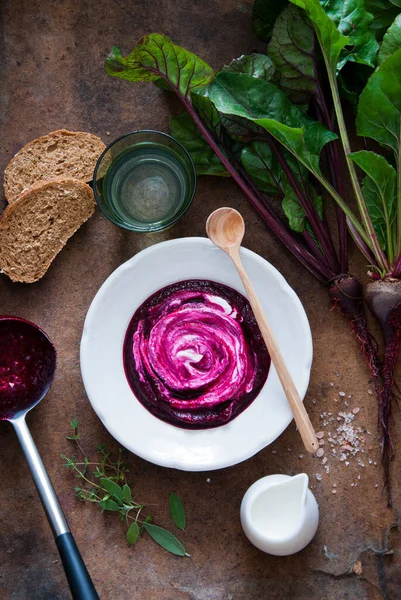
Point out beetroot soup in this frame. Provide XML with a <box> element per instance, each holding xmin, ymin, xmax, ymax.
<box><xmin>123</xmin><ymin>280</ymin><xmax>270</xmax><ymax>429</ymax></box>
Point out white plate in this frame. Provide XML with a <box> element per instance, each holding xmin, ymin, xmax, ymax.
<box><xmin>80</xmin><ymin>237</ymin><xmax>312</xmax><ymax>471</ymax></box>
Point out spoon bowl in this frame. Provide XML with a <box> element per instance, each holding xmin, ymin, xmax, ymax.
<box><xmin>206</xmin><ymin>207</ymin><xmax>245</xmax><ymax>251</ymax></box>
<box><xmin>0</xmin><ymin>315</ymin><xmax>98</xmax><ymax>599</ymax></box>
<box><xmin>0</xmin><ymin>316</ymin><xmax>56</xmax><ymax>420</ymax></box>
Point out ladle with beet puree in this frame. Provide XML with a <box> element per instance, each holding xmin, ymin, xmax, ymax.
<box><xmin>0</xmin><ymin>316</ymin><xmax>98</xmax><ymax>600</ymax></box>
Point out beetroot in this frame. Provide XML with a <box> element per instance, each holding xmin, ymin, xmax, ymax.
<box><xmin>365</xmin><ymin>279</ymin><xmax>401</xmax><ymax>505</ymax></box>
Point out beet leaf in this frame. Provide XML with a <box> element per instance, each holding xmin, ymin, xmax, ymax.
<box><xmin>267</xmin><ymin>4</ymin><xmax>316</xmax><ymax>107</ymax></box>
<box><xmin>377</xmin><ymin>13</ymin><xmax>401</xmax><ymax>64</ymax></box>
<box><xmin>291</xmin><ymin>0</ymin><xmax>389</xmax><ymax>271</ymax></box>
<box><xmin>170</xmin><ymin>112</ymin><xmax>229</xmax><ymax>177</ymax></box>
<box><xmin>366</xmin><ymin>0</ymin><xmax>401</xmax><ymax>40</ymax></box>
<box><xmin>316</xmin><ymin>0</ymin><xmax>379</xmax><ymax>69</ymax></box>
<box><xmin>252</xmin><ymin>0</ymin><xmax>288</xmax><ymax>42</ymax></box>
<box><xmin>349</xmin><ymin>151</ymin><xmax>397</xmax><ymax>258</ymax></box>
<box><xmin>221</xmin><ymin>53</ymin><xmax>276</xmax><ymax>80</ymax></box>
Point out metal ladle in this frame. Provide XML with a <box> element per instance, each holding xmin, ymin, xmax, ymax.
<box><xmin>0</xmin><ymin>316</ymin><xmax>99</xmax><ymax>599</ymax></box>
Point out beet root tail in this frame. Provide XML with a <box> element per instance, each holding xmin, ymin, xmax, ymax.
<box><xmin>365</xmin><ymin>279</ymin><xmax>401</xmax><ymax>506</ymax></box>
<box><xmin>329</xmin><ymin>275</ymin><xmax>382</xmax><ymax>394</ymax></box>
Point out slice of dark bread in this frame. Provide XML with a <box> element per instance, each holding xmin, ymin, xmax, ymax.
<box><xmin>4</xmin><ymin>130</ymin><xmax>106</xmax><ymax>202</ymax></box>
<box><xmin>0</xmin><ymin>179</ymin><xmax>96</xmax><ymax>283</ymax></box>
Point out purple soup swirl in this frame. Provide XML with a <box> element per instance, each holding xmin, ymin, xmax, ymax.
<box><xmin>123</xmin><ymin>280</ymin><xmax>270</xmax><ymax>429</ymax></box>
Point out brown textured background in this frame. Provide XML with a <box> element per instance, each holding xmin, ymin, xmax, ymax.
<box><xmin>0</xmin><ymin>1</ymin><xmax>400</xmax><ymax>599</ymax></box>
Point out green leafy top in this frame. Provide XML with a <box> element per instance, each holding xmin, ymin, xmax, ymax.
<box><xmin>356</xmin><ymin>47</ymin><xmax>401</xmax><ymax>154</ymax></box>
<box><xmin>319</xmin><ymin>0</ymin><xmax>379</xmax><ymax>69</ymax></box>
<box><xmin>221</xmin><ymin>54</ymin><xmax>276</xmax><ymax>81</ymax></box>
<box><xmin>208</xmin><ymin>71</ymin><xmax>337</xmax><ymax>175</ymax></box>
<box><xmin>378</xmin><ymin>14</ymin><xmax>401</xmax><ymax>64</ymax></box>
<box><xmin>366</xmin><ymin>0</ymin><xmax>401</xmax><ymax>40</ymax></box>
<box><xmin>350</xmin><ymin>150</ymin><xmax>397</xmax><ymax>255</ymax></box>
<box><xmin>267</xmin><ymin>4</ymin><xmax>317</xmax><ymax>107</ymax></box>
<box><xmin>106</xmin><ymin>34</ymin><xmax>214</xmax><ymax>101</ymax></box>
<box><xmin>252</xmin><ymin>0</ymin><xmax>288</xmax><ymax>41</ymax></box>
<box><xmin>291</xmin><ymin>0</ymin><xmax>349</xmax><ymax>73</ymax></box>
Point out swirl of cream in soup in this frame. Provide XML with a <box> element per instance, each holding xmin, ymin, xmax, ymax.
<box><xmin>123</xmin><ymin>280</ymin><xmax>270</xmax><ymax>429</ymax></box>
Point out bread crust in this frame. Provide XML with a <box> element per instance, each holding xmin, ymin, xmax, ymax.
<box><xmin>4</xmin><ymin>129</ymin><xmax>106</xmax><ymax>202</ymax></box>
<box><xmin>0</xmin><ymin>178</ymin><xmax>96</xmax><ymax>283</ymax></box>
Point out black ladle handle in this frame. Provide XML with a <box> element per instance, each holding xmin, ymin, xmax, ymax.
<box><xmin>12</xmin><ymin>415</ymin><xmax>99</xmax><ymax>599</ymax></box>
<box><xmin>56</xmin><ymin>533</ymin><xmax>99</xmax><ymax>599</ymax></box>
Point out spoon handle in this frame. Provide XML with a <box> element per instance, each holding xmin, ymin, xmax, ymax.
<box><xmin>12</xmin><ymin>416</ymin><xmax>99</xmax><ymax>599</ymax></box>
<box><xmin>230</xmin><ymin>250</ymin><xmax>319</xmax><ymax>454</ymax></box>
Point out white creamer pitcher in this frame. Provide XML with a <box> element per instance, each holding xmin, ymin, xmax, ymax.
<box><xmin>240</xmin><ymin>473</ymin><xmax>319</xmax><ymax>556</ymax></box>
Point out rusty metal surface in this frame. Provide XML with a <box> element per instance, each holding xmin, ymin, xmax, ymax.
<box><xmin>0</xmin><ymin>1</ymin><xmax>400</xmax><ymax>599</ymax></box>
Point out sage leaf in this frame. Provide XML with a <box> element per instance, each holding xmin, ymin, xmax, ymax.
<box><xmin>169</xmin><ymin>493</ymin><xmax>186</xmax><ymax>530</ymax></box>
<box><xmin>122</xmin><ymin>484</ymin><xmax>132</xmax><ymax>504</ymax></box>
<box><xmin>252</xmin><ymin>0</ymin><xmax>288</xmax><ymax>42</ymax></box>
<box><xmin>100</xmin><ymin>478</ymin><xmax>123</xmax><ymax>501</ymax></box>
<box><xmin>170</xmin><ymin>112</ymin><xmax>229</xmax><ymax>177</ymax></box>
<box><xmin>143</xmin><ymin>523</ymin><xmax>187</xmax><ymax>556</ymax></box>
<box><xmin>356</xmin><ymin>48</ymin><xmax>401</xmax><ymax>155</ymax></box>
<box><xmin>126</xmin><ymin>521</ymin><xmax>140</xmax><ymax>545</ymax></box>
<box><xmin>378</xmin><ymin>14</ymin><xmax>401</xmax><ymax>64</ymax></box>
<box><xmin>208</xmin><ymin>72</ymin><xmax>337</xmax><ymax>178</ymax></box>
<box><xmin>268</xmin><ymin>4</ymin><xmax>317</xmax><ymax>107</ymax></box>
<box><xmin>106</xmin><ymin>34</ymin><xmax>214</xmax><ymax>101</ymax></box>
<box><xmin>349</xmin><ymin>150</ymin><xmax>397</xmax><ymax>251</ymax></box>
<box><xmin>99</xmin><ymin>499</ymin><xmax>120</xmax><ymax>511</ymax></box>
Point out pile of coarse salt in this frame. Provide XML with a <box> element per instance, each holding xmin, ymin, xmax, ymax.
<box><xmin>312</xmin><ymin>385</ymin><xmax>378</xmax><ymax>485</ymax></box>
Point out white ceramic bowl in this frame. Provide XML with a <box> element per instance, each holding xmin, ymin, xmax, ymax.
<box><xmin>80</xmin><ymin>237</ymin><xmax>312</xmax><ymax>471</ymax></box>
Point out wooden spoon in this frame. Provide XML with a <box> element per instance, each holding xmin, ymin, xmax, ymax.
<box><xmin>206</xmin><ymin>207</ymin><xmax>319</xmax><ymax>454</ymax></box>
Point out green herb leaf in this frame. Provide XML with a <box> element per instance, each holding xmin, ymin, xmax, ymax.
<box><xmin>106</xmin><ymin>35</ymin><xmax>214</xmax><ymax>101</ymax></box>
<box><xmin>349</xmin><ymin>150</ymin><xmax>397</xmax><ymax>251</ymax></box>
<box><xmin>356</xmin><ymin>48</ymin><xmax>401</xmax><ymax>155</ymax></box>
<box><xmin>252</xmin><ymin>0</ymin><xmax>288</xmax><ymax>42</ymax></box>
<box><xmin>222</xmin><ymin>54</ymin><xmax>275</xmax><ymax>81</ymax></box>
<box><xmin>366</xmin><ymin>0</ymin><xmax>400</xmax><ymax>41</ymax></box>
<box><xmin>169</xmin><ymin>493</ymin><xmax>186</xmax><ymax>530</ymax></box>
<box><xmin>208</xmin><ymin>72</ymin><xmax>337</xmax><ymax>178</ymax></box>
<box><xmin>143</xmin><ymin>523</ymin><xmax>187</xmax><ymax>556</ymax></box>
<box><xmin>268</xmin><ymin>4</ymin><xmax>317</xmax><ymax>107</ymax></box>
<box><xmin>170</xmin><ymin>112</ymin><xmax>229</xmax><ymax>177</ymax></box>
<box><xmin>122</xmin><ymin>484</ymin><xmax>132</xmax><ymax>504</ymax></box>
<box><xmin>378</xmin><ymin>14</ymin><xmax>401</xmax><ymax>64</ymax></box>
<box><xmin>126</xmin><ymin>521</ymin><xmax>140</xmax><ymax>545</ymax></box>
<box><xmin>100</xmin><ymin>478</ymin><xmax>124</xmax><ymax>501</ymax></box>
<box><xmin>66</xmin><ymin>418</ymin><xmax>79</xmax><ymax>440</ymax></box>
<box><xmin>99</xmin><ymin>499</ymin><xmax>120</xmax><ymax>511</ymax></box>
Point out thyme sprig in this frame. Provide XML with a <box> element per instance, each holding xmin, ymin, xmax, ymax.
<box><xmin>62</xmin><ymin>420</ymin><xmax>189</xmax><ymax>557</ymax></box>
